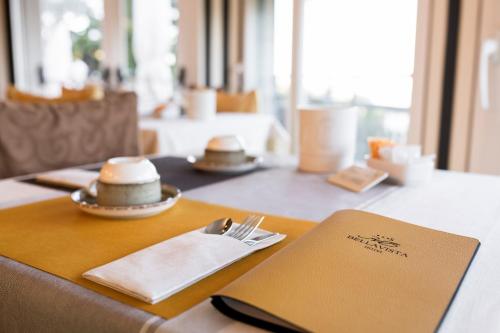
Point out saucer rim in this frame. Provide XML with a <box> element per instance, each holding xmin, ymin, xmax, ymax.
<box><xmin>187</xmin><ymin>155</ymin><xmax>262</xmax><ymax>173</ymax></box>
<box><xmin>70</xmin><ymin>184</ymin><xmax>181</xmax><ymax>211</ymax></box>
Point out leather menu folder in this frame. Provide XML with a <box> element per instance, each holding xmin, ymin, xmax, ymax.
<box><xmin>212</xmin><ymin>210</ymin><xmax>480</xmax><ymax>333</ymax></box>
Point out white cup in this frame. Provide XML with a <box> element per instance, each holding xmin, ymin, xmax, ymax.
<box><xmin>185</xmin><ymin>88</ymin><xmax>216</xmax><ymax>120</ymax></box>
<box><xmin>299</xmin><ymin>106</ymin><xmax>358</xmax><ymax>173</ymax></box>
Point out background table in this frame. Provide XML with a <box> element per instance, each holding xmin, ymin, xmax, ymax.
<box><xmin>21</xmin><ymin>156</ymin><xmax>266</xmax><ymax>193</ymax></box>
<box><xmin>1</xmin><ymin>161</ymin><xmax>500</xmax><ymax>333</ymax></box>
<box><xmin>139</xmin><ymin>113</ymin><xmax>290</xmax><ymax>156</ymax></box>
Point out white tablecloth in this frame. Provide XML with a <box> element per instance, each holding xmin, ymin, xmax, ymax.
<box><xmin>184</xmin><ymin>167</ymin><xmax>398</xmax><ymax>222</ymax></box>
<box><xmin>362</xmin><ymin>171</ymin><xmax>500</xmax><ymax>333</ymax></box>
<box><xmin>0</xmin><ymin>180</ymin><xmax>66</xmax><ymax>209</ymax></box>
<box><xmin>2</xmin><ymin>168</ymin><xmax>500</xmax><ymax>332</ymax></box>
<box><xmin>139</xmin><ymin>113</ymin><xmax>290</xmax><ymax>156</ymax></box>
<box><xmin>155</xmin><ymin>169</ymin><xmax>500</xmax><ymax>333</ymax></box>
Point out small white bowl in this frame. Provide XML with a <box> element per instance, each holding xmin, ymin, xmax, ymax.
<box><xmin>206</xmin><ymin>135</ymin><xmax>245</xmax><ymax>152</ymax></box>
<box><xmin>99</xmin><ymin>157</ymin><xmax>160</xmax><ymax>185</ymax></box>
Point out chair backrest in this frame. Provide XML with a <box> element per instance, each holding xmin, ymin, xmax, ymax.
<box><xmin>6</xmin><ymin>85</ymin><xmax>103</xmax><ymax>103</ymax></box>
<box><xmin>216</xmin><ymin>90</ymin><xmax>258</xmax><ymax>113</ymax></box>
<box><xmin>0</xmin><ymin>91</ymin><xmax>139</xmax><ymax>179</ymax></box>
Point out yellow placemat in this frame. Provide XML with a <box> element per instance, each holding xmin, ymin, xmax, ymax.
<box><xmin>0</xmin><ymin>197</ymin><xmax>315</xmax><ymax>318</ymax></box>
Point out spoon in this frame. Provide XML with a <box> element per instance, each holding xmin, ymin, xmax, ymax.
<box><xmin>205</xmin><ymin>217</ymin><xmax>233</xmax><ymax>235</ymax></box>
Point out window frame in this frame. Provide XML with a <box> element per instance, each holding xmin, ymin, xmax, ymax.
<box><xmin>0</xmin><ymin>0</ymin><xmax>11</xmax><ymax>96</ymax></box>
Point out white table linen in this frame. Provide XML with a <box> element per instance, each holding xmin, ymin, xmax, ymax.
<box><xmin>2</xmin><ymin>167</ymin><xmax>500</xmax><ymax>332</ymax></box>
<box><xmin>155</xmin><ymin>170</ymin><xmax>500</xmax><ymax>333</ymax></box>
<box><xmin>361</xmin><ymin>170</ymin><xmax>500</xmax><ymax>333</ymax></box>
<box><xmin>184</xmin><ymin>167</ymin><xmax>398</xmax><ymax>222</ymax></box>
<box><xmin>139</xmin><ymin>113</ymin><xmax>290</xmax><ymax>156</ymax></box>
<box><xmin>0</xmin><ymin>180</ymin><xmax>66</xmax><ymax>209</ymax></box>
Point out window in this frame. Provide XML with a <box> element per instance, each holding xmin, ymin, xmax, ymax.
<box><xmin>39</xmin><ymin>0</ymin><xmax>104</xmax><ymax>93</ymax></box>
<box><xmin>273</xmin><ymin>0</ymin><xmax>293</xmax><ymax>127</ymax></box>
<box><xmin>10</xmin><ymin>0</ymin><xmax>179</xmax><ymax>114</ymax></box>
<box><xmin>124</xmin><ymin>0</ymin><xmax>179</xmax><ymax>113</ymax></box>
<box><xmin>274</xmin><ymin>0</ymin><xmax>418</xmax><ymax>158</ymax></box>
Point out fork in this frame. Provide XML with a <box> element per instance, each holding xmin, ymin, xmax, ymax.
<box><xmin>244</xmin><ymin>233</ymin><xmax>280</xmax><ymax>246</ymax></box>
<box><xmin>227</xmin><ymin>215</ymin><xmax>264</xmax><ymax>241</ymax></box>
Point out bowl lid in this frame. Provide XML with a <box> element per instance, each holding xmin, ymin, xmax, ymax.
<box><xmin>99</xmin><ymin>157</ymin><xmax>160</xmax><ymax>184</ymax></box>
<box><xmin>206</xmin><ymin>135</ymin><xmax>245</xmax><ymax>152</ymax></box>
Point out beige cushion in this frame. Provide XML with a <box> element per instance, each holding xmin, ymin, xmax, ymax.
<box><xmin>139</xmin><ymin>129</ymin><xmax>159</xmax><ymax>156</ymax></box>
<box><xmin>216</xmin><ymin>90</ymin><xmax>258</xmax><ymax>113</ymax></box>
<box><xmin>6</xmin><ymin>85</ymin><xmax>103</xmax><ymax>104</ymax></box>
<box><xmin>61</xmin><ymin>85</ymin><xmax>104</xmax><ymax>101</ymax></box>
<box><xmin>0</xmin><ymin>91</ymin><xmax>139</xmax><ymax>179</ymax></box>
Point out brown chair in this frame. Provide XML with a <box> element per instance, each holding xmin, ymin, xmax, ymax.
<box><xmin>0</xmin><ymin>91</ymin><xmax>139</xmax><ymax>179</ymax></box>
<box><xmin>216</xmin><ymin>90</ymin><xmax>259</xmax><ymax>113</ymax></box>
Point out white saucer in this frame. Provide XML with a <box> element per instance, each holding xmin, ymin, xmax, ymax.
<box><xmin>70</xmin><ymin>184</ymin><xmax>181</xmax><ymax>219</ymax></box>
<box><xmin>187</xmin><ymin>155</ymin><xmax>262</xmax><ymax>174</ymax></box>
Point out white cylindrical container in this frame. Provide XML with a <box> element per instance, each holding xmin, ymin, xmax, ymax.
<box><xmin>299</xmin><ymin>106</ymin><xmax>358</xmax><ymax>173</ymax></box>
<box><xmin>185</xmin><ymin>88</ymin><xmax>216</xmax><ymax>120</ymax></box>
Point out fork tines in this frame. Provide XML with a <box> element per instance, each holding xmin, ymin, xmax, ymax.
<box><xmin>228</xmin><ymin>215</ymin><xmax>264</xmax><ymax>241</ymax></box>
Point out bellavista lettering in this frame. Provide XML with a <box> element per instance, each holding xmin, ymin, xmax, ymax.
<box><xmin>346</xmin><ymin>234</ymin><xmax>408</xmax><ymax>258</ymax></box>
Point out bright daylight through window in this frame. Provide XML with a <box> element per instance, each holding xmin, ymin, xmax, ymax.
<box><xmin>40</xmin><ymin>0</ymin><xmax>104</xmax><ymax>93</ymax></box>
<box><xmin>274</xmin><ymin>0</ymin><xmax>418</xmax><ymax>159</ymax></box>
<box><xmin>39</xmin><ymin>0</ymin><xmax>178</xmax><ymax>112</ymax></box>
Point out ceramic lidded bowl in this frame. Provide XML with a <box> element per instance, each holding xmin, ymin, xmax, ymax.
<box><xmin>96</xmin><ymin>157</ymin><xmax>161</xmax><ymax>207</ymax></box>
<box><xmin>204</xmin><ymin>135</ymin><xmax>246</xmax><ymax>165</ymax></box>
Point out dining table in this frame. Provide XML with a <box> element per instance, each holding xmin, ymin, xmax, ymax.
<box><xmin>139</xmin><ymin>113</ymin><xmax>291</xmax><ymax>156</ymax></box>
<box><xmin>1</xmin><ymin>155</ymin><xmax>500</xmax><ymax>333</ymax></box>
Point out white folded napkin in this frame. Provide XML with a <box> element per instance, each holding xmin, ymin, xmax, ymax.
<box><xmin>36</xmin><ymin>168</ymin><xmax>99</xmax><ymax>189</ymax></box>
<box><xmin>83</xmin><ymin>227</ymin><xmax>285</xmax><ymax>304</ymax></box>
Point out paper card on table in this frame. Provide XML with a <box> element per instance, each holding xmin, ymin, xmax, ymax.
<box><xmin>36</xmin><ymin>168</ymin><xmax>99</xmax><ymax>189</ymax></box>
<box><xmin>328</xmin><ymin>165</ymin><xmax>388</xmax><ymax>192</ymax></box>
